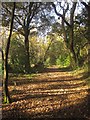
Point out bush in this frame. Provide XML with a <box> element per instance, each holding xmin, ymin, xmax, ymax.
<box><xmin>56</xmin><ymin>54</ymin><xmax>70</xmax><ymax>67</ymax></box>
<box><xmin>9</xmin><ymin>38</ymin><xmax>28</xmax><ymax>73</ymax></box>
<box><xmin>32</xmin><ymin>61</ymin><xmax>44</xmax><ymax>73</ymax></box>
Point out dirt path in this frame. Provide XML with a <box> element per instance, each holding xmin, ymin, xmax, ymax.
<box><xmin>2</xmin><ymin>67</ymin><xmax>90</xmax><ymax>119</ymax></box>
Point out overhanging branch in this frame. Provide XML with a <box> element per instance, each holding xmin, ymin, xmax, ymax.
<box><xmin>52</xmin><ymin>3</ymin><xmax>71</xmax><ymax>27</ymax></box>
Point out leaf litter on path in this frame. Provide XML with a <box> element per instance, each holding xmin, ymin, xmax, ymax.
<box><xmin>2</xmin><ymin>67</ymin><xmax>89</xmax><ymax>119</ymax></box>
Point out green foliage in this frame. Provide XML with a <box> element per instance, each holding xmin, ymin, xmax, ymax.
<box><xmin>73</xmin><ymin>11</ymin><xmax>88</xmax><ymax>68</ymax></box>
<box><xmin>29</xmin><ymin>36</ymin><xmax>46</xmax><ymax>66</ymax></box>
<box><xmin>46</xmin><ymin>35</ymin><xmax>67</xmax><ymax>65</ymax></box>
<box><xmin>9</xmin><ymin>36</ymin><xmax>27</xmax><ymax>73</ymax></box>
<box><xmin>44</xmin><ymin>57</ymin><xmax>51</xmax><ymax>67</ymax></box>
<box><xmin>3</xmin><ymin>94</ymin><xmax>9</xmax><ymax>104</ymax></box>
<box><xmin>56</xmin><ymin>54</ymin><xmax>70</xmax><ymax>67</ymax></box>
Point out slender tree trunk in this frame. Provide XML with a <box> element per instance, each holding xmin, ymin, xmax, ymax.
<box><xmin>43</xmin><ymin>37</ymin><xmax>54</xmax><ymax>63</ymax></box>
<box><xmin>61</xmin><ymin>3</ymin><xmax>69</xmax><ymax>45</ymax></box>
<box><xmin>69</xmin><ymin>27</ymin><xmax>77</xmax><ymax>63</ymax></box>
<box><xmin>1</xmin><ymin>49</ymin><xmax>4</xmax><ymax>71</ymax></box>
<box><xmin>4</xmin><ymin>2</ymin><xmax>15</xmax><ymax>103</ymax></box>
<box><xmin>87</xmin><ymin>4</ymin><xmax>90</xmax><ymax>73</ymax></box>
<box><xmin>69</xmin><ymin>3</ymin><xmax>77</xmax><ymax>67</ymax></box>
<box><xmin>24</xmin><ymin>31</ymin><xmax>30</xmax><ymax>73</ymax></box>
<box><xmin>0</xmin><ymin>48</ymin><xmax>4</xmax><ymax>64</ymax></box>
<box><xmin>62</xmin><ymin>19</ymin><xmax>67</xmax><ymax>44</ymax></box>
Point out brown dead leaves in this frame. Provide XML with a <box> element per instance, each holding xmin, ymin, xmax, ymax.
<box><xmin>2</xmin><ymin>67</ymin><xmax>89</xmax><ymax>119</ymax></box>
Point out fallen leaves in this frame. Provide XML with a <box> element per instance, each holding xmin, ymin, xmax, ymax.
<box><xmin>2</xmin><ymin>67</ymin><xmax>89</xmax><ymax>119</ymax></box>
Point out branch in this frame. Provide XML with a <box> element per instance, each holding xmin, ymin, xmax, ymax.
<box><xmin>5</xmin><ymin>2</ymin><xmax>16</xmax><ymax>58</ymax></box>
<box><xmin>81</xmin><ymin>42</ymin><xmax>89</xmax><ymax>49</ymax></box>
<box><xmin>27</xmin><ymin>2</ymin><xmax>34</xmax><ymax>26</ymax></box>
<box><xmin>70</xmin><ymin>2</ymin><xmax>77</xmax><ymax>26</ymax></box>
<box><xmin>64</xmin><ymin>3</ymin><xmax>69</xmax><ymax>14</ymax></box>
<box><xmin>14</xmin><ymin>15</ymin><xmax>23</xmax><ymax>26</ymax></box>
<box><xmin>52</xmin><ymin>3</ymin><xmax>71</xmax><ymax>27</ymax></box>
<box><xmin>30</xmin><ymin>3</ymin><xmax>41</xmax><ymax>23</ymax></box>
<box><xmin>2</xmin><ymin>3</ymin><xmax>12</xmax><ymax>15</ymax></box>
<box><xmin>81</xmin><ymin>2</ymin><xmax>89</xmax><ymax>10</ymax></box>
<box><xmin>16</xmin><ymin>28</ymin><xmax>25</xmax><ymax>36</ymax></box>
<box><xmin>61</xmin><ymin>3</ymin><xmax>69</xmax><ymax>43</ymax></box>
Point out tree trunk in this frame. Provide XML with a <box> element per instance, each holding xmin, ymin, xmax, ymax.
<box><xmin>0</xmin><ymin>48</ymin><xmax>4</xmax><ymax>70</ymax></box>
<box><xmin>87</xmin><ymin>4</ymin><xmax>90</xmax><ymax>73</ymax></box>
<box><xmin>69</xmin><ymin>3</ymin><xmax>77</xmax><ymax>67</ymax></box>
<box><xmin>24</xmin><ymin>31</ymin><xmax>30</xmax><ymax>73</ymax></box>
<box><xmin>43</xmin><ymin>36</ymin><xmax>54</xmax><ymax>63</ymax></box>
<box><xmin>4</xmin><ymin>2</ymin><xmax>15</xmax><ymax>103</ymax></box>
<box><xmin>62</xmin><ymin>18</ymin><xmax>67</xmax><ymax>44</ymax></box>
<box><xmin>0</xmin><ymin>48</ymin><xmax>4</xmax><ymax>62</ymax></box>
<box><xmin>69</xmin><ymin>27</ymin><xmax>77</xmax><ymax>63</ymax></box>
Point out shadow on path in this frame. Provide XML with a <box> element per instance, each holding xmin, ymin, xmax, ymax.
<box><xmin>44</xmin><ymin>67</ymin><xmax>72</xmax><ymax>73</ymax></box>
<box><xmin>2</xmin><ymin>66</ymin><xmax>90</xmax><ymax>119</ymax></box>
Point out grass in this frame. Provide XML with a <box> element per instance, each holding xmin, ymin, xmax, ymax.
<box><xmin>72</xmin><ymin>66</ymin><xmax>90</xmax><ymax>88</ymax></box>
<box><xmin>59</xmin><ymin>65</ymin><xmax>90</xmax><ymax>88</ymax></box>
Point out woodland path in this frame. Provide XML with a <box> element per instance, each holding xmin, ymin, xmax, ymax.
<box><xmin>2</xmin><ymin>66</ymin><xmax>90</xmax><ymax>119</ymax></box>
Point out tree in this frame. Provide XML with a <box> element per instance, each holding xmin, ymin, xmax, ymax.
<box><xmin>2</xmin><ymin>2</ymin><xmax>42</xmax><ymax>73</ymax></box>
<box><xmin>74</xmin><ymin>24</ymin><xmax>88</xmax><ymax>66</ymax></box>
<box><xmin>81</xmin><ymin>2</ymin><xmax>90</xmax><ymax>42</ymax></box>
<box><xmin>9</xmin><ymin>34</ymin><xmax>27</xmax><ymax>73</ymax></box>
<box><xmin>52</xmin><ymin>2</ymin><xmax>77</xmax><ymax>67</ymax></box>
<box><xmin>81</xmin><ymin>2</ymin><xmax>90</xmax><ymax>70</ymax></box>
<box><xmin>4</xmin><ymin>2</ymin><xmax>16</xmax><ymax>103</ymax></box>
<box><xmin>29</xmin><ymin>33</ymin><xmax>55</xmax><ymax>71</ymax></box>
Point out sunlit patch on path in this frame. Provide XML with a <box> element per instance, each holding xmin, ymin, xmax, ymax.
<box><xmin>2</xmin><ymin>67</ymin><xmax>89</xmax><ymax>119</ymax></box>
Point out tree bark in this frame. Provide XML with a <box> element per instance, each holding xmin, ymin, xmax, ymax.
<box><xmin>62</xmin><ymin>14</ymin><xmax>67</xmax><ymax>44</ymax></box>
<box><xmin>23</xmin><ymin>3</ymin><xmax>35</xmax><ymax>73</ymax></box>
<box><xmin>0</xmin><ymin>48</ymin><xmax>4</xmax><ymax>62</ymax></box>
<box><xmin>69</xmin><ymin>2</ymin><xmax>77</xmax><ymax>65</ymax></box>
<box><xmin>4</xmin><ymin>2</ymin><xmax>16</xmax><ymax>103</ymax></box>
<box><xmin>61</xmin><ymin>3</ymin><xmax>69</xmax><ymax>45</ymax></box>
<box><xmin>69</xmin><ymin>26</ymin><xmax>77</xmax><ymax>63</ymax></box>
<box><xmin>24</xmin><ymin>30</ymin><xmax>30</xmax><ymax>73</ymax></box>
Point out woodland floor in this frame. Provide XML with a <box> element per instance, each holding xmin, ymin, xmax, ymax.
<box><xmin>2</xmin><ymin>66</ymin><xmax>90</xmax><ymax>120</ymax></box>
